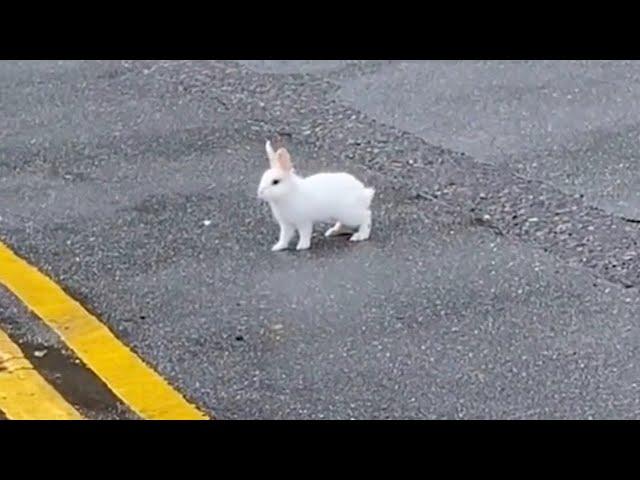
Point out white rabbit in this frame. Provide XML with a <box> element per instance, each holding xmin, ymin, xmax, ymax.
<box><xmin>257</xmin><ymin>140</ymin><xmax>375</xmax><ymax>251</ymax></box>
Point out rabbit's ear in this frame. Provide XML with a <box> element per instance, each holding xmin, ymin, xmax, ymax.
<box><xmin>265</xmin><ymin>140</ymin><xmax>278</xmax><ymax>168</ymax></box>
<box><xmin>275</xmin><ymin>147</ymin><xmax>293</xmax><ymax>172</ymax></box>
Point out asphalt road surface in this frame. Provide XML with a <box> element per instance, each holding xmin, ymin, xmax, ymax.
<box><xmin>1</xmin><ymin>60</ymin><xmax>640</xmax><ymax>419</ymax></box>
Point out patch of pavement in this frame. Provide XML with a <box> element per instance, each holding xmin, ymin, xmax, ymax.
<box><xmin>334</xmin><ymin>60</ymin><xmax>640</xmax><ymax>220</ymax></box>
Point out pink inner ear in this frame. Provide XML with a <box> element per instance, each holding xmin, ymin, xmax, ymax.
<box><xmin>276</xmin><ymin>148</ymin><xmax>293</xmax><ymax>171</ymax></box>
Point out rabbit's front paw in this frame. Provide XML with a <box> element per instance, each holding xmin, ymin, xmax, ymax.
<box><xmin>295</xmin><ymin>241</ymin><xmax>311</xmax><ymax>251</ymax></box>
<box><xmin>272</xmin><ymin>242</ymin><xmax>289</xmax><ymax>251</ymax></box>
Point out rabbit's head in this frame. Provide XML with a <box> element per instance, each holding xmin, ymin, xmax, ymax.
<box><xmin>257</xmin><ymin>140</ymin><xmax>296</xmax><ymax>202</ymax></box>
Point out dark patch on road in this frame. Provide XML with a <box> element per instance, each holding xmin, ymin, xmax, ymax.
<box><xmin>0</xmin><ymin>288</ymin><xmax>138</xmax><ymax>420</ymax></box>
<box><xmin>19</xmin><ymin>340</ymin><xmax>139</xmax><ymax>420</ymax></box>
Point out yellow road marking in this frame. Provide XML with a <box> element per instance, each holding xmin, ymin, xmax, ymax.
<box><xmin>0</xmin><ymin>328</ymin><xmax>83</xmax><ymax>420</ymax></box>
<box><xmin>0</xmin><ymin>241</ymin><xmax>209</xmax><ymax>420</ymax></box>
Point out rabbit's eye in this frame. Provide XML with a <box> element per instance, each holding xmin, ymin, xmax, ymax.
<box><xmin>272</xmin><ymin>179</ymin><xmax>280</xmax><ymax>185</ymax></box>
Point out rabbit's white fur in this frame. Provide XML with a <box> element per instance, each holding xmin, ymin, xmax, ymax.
<box><xmin>257</xmin><ymin>140</ymin><xmax>375</xmax><ymax>251</ymax></box>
